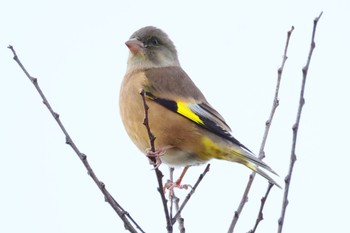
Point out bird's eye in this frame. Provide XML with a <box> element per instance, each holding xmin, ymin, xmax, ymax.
<box><xmin>148</xmin><ymin>37</ymin><xmax>160</xmax><ymax>46</ymax></box>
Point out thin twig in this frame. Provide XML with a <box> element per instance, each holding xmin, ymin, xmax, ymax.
<box><xmin>171</xmin><ymin>164</ymin><xmax>211</xmax><ymax>224</ymax></box>
<box><xmin>227</xmin><ymin>26</ymin><xmax>295</xmax><ymax>233</ymax></box>
<box><xmin>169</xmin><ymin>167</ymin><xmax>175</xmax><ymax>220</ymax></box>
<box><xmin>277</xmin><ymin>12</ymin><xmax>323</xmax><ymax>233</ymax></box>
<box><xmin>168</xmin><ymin>167</ymin><xmax>187</xmax><ymax>232</ymax></box>
<box><xmin>258</xmin><ymin>25</ymin><xmax>295</xmax><ymax>161</ymax></box>
<box><xmin>7</xmin><ymin>45</ymin><xmax>141</xmax><ymax>233</ymax></box>
<box><xmin>169</xmin><ymin>168</ymin><xmax>186</xmax><ymax>231</ymax></box>
<box><xmin>248</xmin><ymin>183</ymin><xmax>273</xmax><ymax>233</ymax></box>
<box><xmin>140</xmin><ymin>91</ymin><xmax>173</xmax><ymax>233</ymax></box>
<box><xmin>174</xmin><ymin>196</ymin><xmax>185</xmax><ymax>233</ymax></box>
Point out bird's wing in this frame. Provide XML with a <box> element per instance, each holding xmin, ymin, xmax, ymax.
<box><xmin>144</xmin><ymin>66</ymin><xmax>250</xmax><ymax>151</ymax></box>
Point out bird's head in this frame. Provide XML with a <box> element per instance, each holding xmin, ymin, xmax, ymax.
<box><xmin>125</xmin><ymin>26</ymin><xmax>180</xmax><ymax>71</ymax></box>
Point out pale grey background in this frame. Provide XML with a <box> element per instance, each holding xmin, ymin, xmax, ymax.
<box><xmin>1</xmin><ymin>1</ymin><xmax>349</xmax><ymax>232</ymax></box>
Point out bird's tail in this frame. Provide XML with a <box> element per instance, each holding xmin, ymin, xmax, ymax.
<box><xmin>201</xmin><ymin>136</ymin><xmax>280</xmax><ymax>188</ymax></box>
<box><xmin>226</xmin><ymin>147</ymin><xmax>281</xmax><ymax>188</ymax></box>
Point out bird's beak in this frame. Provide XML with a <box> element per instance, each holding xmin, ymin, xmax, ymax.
<box><xmin>125</xmin><ymin>38</ymin><xmax>144</xmax><ymax>55</ymax></box>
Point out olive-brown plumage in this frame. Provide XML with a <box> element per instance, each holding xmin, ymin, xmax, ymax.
<box><xmin>119</xmin><ymin>26</ymin><xmax>280</xmax><ymax>187</ymax></box>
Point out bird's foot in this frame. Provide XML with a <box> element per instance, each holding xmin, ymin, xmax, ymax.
<box><xmin>163</xmin><ymin>179</ymin><xmax>192</xmax><ymax>196</ymax></box>
<box><xmin>145</xmin><ymin>146</ymin><xmax>173</xmax><ymax>169</ymax></box>
<box><xmin>145</xmin><ymin>148</ymin><xmax>166</xmax><ymax>169</ymax></box>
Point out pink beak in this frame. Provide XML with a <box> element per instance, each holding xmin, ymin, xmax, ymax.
<box><xmin>125</xmin><ymin>38</ymin><xmax>144</xmax><ymax>55</ymax></box>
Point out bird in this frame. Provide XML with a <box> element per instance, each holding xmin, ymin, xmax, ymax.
<box><xmin>119</xmin><ymin>26</ymin><xmax>280</xmax><ymax>189</ymax></box>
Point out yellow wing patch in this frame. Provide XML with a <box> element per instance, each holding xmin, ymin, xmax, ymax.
<box><xmin>176</xmin><ymin>102</ymin><xmax>204</xmax><ymax>125</ymax></box>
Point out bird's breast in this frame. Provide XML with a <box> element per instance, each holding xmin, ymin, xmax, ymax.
<box><xmin>119</xmin><ymin>70</ymin><xmax>215</xmax><ymax>167</ymax></box>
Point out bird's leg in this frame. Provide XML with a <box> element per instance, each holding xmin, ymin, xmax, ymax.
<box><xmin>164</xmin><ymin>166</ymin><xmax>192</xmax><ymax>195</ymax></box>
<box><xmin>175</xmin><ymin>166</ymin><xmax>189</xmax><ymax>187</ymax></box>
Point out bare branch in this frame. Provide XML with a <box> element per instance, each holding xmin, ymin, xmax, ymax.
<box><xmin>248</xmin><ymin>183</ymin><xmax>273</xmax><ymax>233</ymax></box>
<box><xmin>140</xmin><ymin>91</ymin><xmax>173</xmax><ymax>233</ymax></box>
<box><xmin>172</xmin><ymin>164</ymin><xmax>210</xmax><ymax>224</ymax></box>
<box><xmin>227</xmin><ymin>25</ymin><xmax>295</xmax><ymax>233</ymax></box>
<box><xmin>7</xmin><ymin>45</ymin><xmax>141</xmax><ymax>233</ymax></box>
<box><xmin>259</xmin><ymin>25</ymin><xmax>295</xmax><ymax>161</ymax></box>
<box><xmin>173</xmin><ymin>195</ymin><xmax>185</xmax><ymax>233</ymax></box>
<box><xmin>169</xmin><ymin>167</ymin><xmax>175</xmax><ymax>220</ymax></box>
<box><xmin>277</xmin><ymin>11</ymin><xmax>323</xmax><ymax>233</ymax></box>
<box><xmin>168</xmin><ymin>168</ymin><xmax>186</xmax><ymax>231</ymax></box>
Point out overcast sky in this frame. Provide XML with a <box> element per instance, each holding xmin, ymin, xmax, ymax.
<box><xmin>1</xmin><ymin>1</ymin><xmax>349</xmax><ymax>233</ymax></box>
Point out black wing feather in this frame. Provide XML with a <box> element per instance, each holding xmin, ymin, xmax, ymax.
<box><xmin>145</xmin><ymin>91</ymin><xmax>251</xmax><ymax>152</ymax></box>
